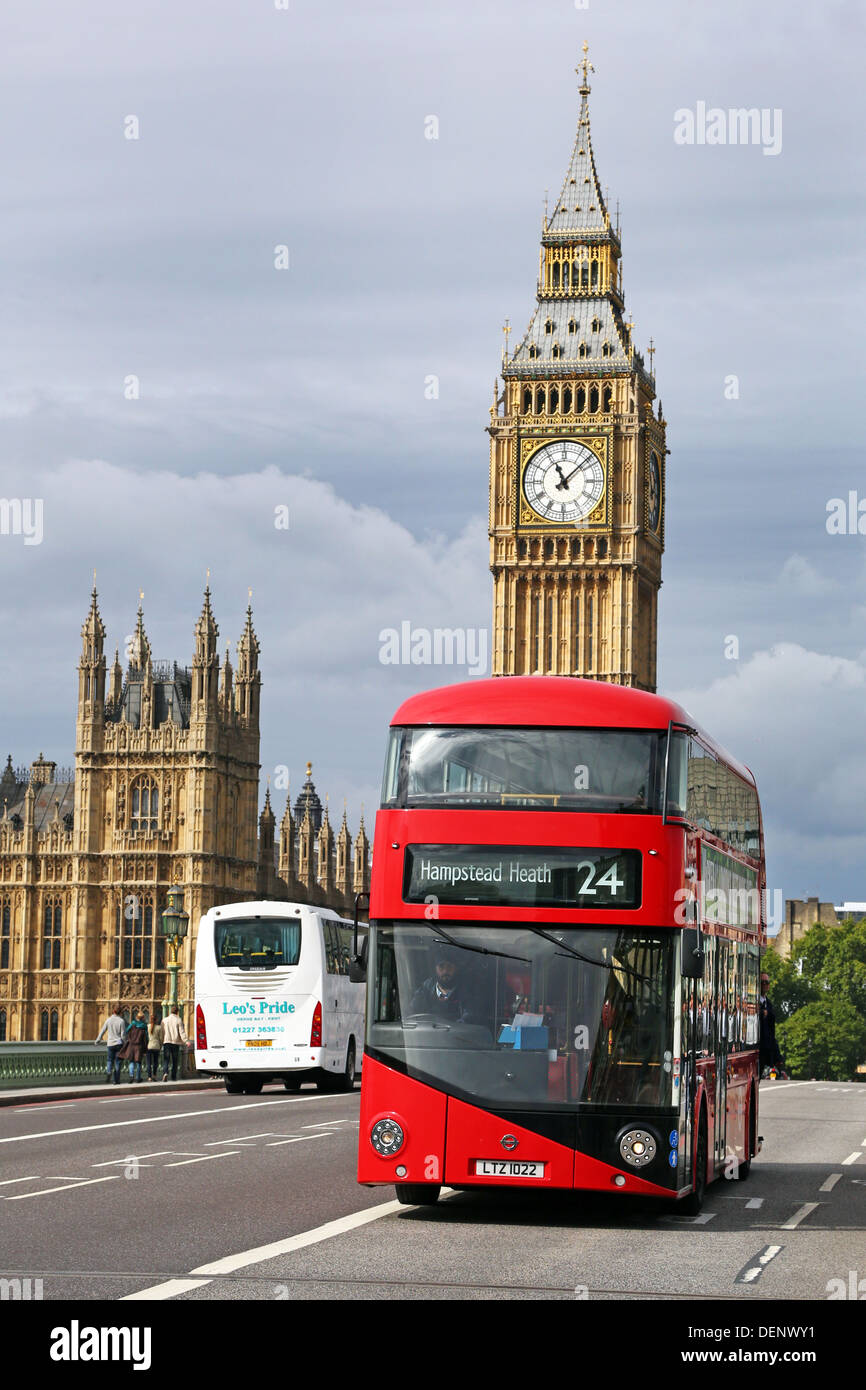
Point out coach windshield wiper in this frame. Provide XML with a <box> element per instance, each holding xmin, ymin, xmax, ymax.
<box><xmin>524</xmin><ymin>927</ymin><xmax>650</xmax><ymax>983</ymax></box>
<box><xmin>421</xmin><ymin>924</ymin><xmax>530</xmax><ymax>964</ymax></box>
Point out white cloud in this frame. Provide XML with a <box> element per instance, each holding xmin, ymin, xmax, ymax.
<box><xmin>671</xmin><ymin>643</ymin><xmax>866</xmax><ymax>901</ymax></box>
<box><xmin>779</xmin><ymin>554</ymin><xmax>839</xmax><ymax>597</ymax></box>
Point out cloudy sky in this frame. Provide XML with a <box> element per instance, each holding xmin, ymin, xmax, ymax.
<box><xmin>0</xmin><ymin>0</ymin><xmax>863</xmax><ymax>910</ymax></box>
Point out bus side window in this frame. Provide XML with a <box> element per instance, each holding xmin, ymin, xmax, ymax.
<box><xmin>323</xmin><ymin>921</ymin><xmax>338</xmax><ymax>975</ymax></box>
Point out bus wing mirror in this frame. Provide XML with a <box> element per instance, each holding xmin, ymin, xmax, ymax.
<box><xmin>350</xmin><ymin>893</ymin><xmax>370</xmax><ymax>982</ymax></box>
<box><xmin>348</xmin><ymin>934</ymin><xmax>368</xmax><ymax>984</ymax></box>
<box><xmin>681</xmin><ymin>927</ymin><xmax>704</xmax><ymax>979</ymax></box>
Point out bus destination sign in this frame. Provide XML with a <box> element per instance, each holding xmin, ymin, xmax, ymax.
<box><xmin>403</xmin><ymin>845</ymin><xmax>641</xmax><ymax>909</ymax></box>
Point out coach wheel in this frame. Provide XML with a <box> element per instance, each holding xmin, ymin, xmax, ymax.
<box><xmin>242</xmin><ymin>1079</ymin><xmax>263</xmax><ymax>1095</ymax></box>
<box><xmin>335</xmin><ymin>1044</ymin><xmax>356</xmax><ymax>1093</ymax></box>
<box><xmin>682</xmin><ymin>1113</ymin><xmax>707</xmax><ymax>1216</ymax></box>
<box><xmin>224</xmin><ymin>1077</ymin><xmax>244</xmax><ymax>1095</ymax></box>
<box><xmin>283</xmin><ymin>1077</ymin><xmax>302</xmax><ymax>1092</ymax></box>
<box><xmin>396</xmin><ymin>1184</ymin><xmax>441</xmax><ymax>1207</ymax></box>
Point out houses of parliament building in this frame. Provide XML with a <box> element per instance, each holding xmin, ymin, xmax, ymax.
<box><xmin>0</xmin><ymin>588</ymin><xmax>370</xmax><ymax>1042</ymax></box>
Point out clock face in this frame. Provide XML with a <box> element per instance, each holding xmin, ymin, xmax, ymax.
<box><xmin>647</xmin><ymin>450</ymin><xmax>661</xmax><ymax>533</ymax></box>
<box><xmin>523</xmin><ymin>441</ymin><xmax>604</xmax><ymax>523</ymax></box>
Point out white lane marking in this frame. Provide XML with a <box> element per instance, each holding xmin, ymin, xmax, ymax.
<box><xmin>302</xmin><ymin>1120</ymin><xmax>354</xmax><ymax>1129</ymax></box>
<box><xmin>92</xmin><ymin>1151</ymin><xmax>177</xmax><ymax>1167</ymax></box>
<box><xmin>820</xmin><ymin>1173</ymin><xmax>843</xmax><ymax>1192</ymax></box>
<box><xmin>758</xmin><ymin>1081</ymin><xmax>816</xmax><ymax>1091</ymax></box>
<box><xmin>0</xmin><ymin>1092</ymin><xmax>351</xmax><ymax>1145</ymax></box>
<box><xmin>203</xmin><ymin>1133</ymin><xmax>277</xmax><ymax>1146</ymax></box>
<box><xmin>0</xmin><ymin>1175</ymin><xmax>41</xmax><ymax>1187</ymax></box>
<box><xmin>781</xmin><ymin>1202</ymin><xmax>819</xmax><ymax>1230</ymax></box>
<box><xmin>735</xmin><ymin>1243</ymin><xmax>783</xmax><ymax>1285</ymax></box>
<box><xmin>266</xmin><ymin>1134</ymin><xmax>333</xmax><ymax>1147</ymax></box>
<box><xmin>842</xmin><ymin>1152</ymin><xmax>862</xmax><ymax>1166</ymax></box>
<box><xmin>745</xmin><ymin>1198</ymin><xmax>763</xmax><ymax>1209</ymax></box>
<box><xmin>861</xmin><ymin>1136</ymin><xmax>866</xmax><ymax>1147</ymax></box>
<box><xmin>163</xmin><ymin>1151</ymin><xmax>243</xmax><ymax>1168</ymax></box>
<box><xmin>121</xmin><ymin>1198</ymin><xmax>402</xmax><ymax>1301</ymax></box>
<box><xmin>6</xmin><ymin>1175</ymin><xmax>122</xmax><ymax>1201</ymax></box>
<box><xmin>123</xmin><ymin>1278</ymin><xmax>212</xmax><ymax>1301</ymax></box>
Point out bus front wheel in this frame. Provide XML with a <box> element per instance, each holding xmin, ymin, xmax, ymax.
<box><xmin>242</xmin><ymin>1079</ymin><xmax>263</xmax><ymax>1095</ymax></box>
<box><xmin>283</xmin><ymin>1077</ymin><xmax>302</xmax><ymax>1092</ymax></box>
<box><xmin>396</xmin><ymin>1184</ymin><xmax>441</xmax><ymax>1206</ymax></box>
<box><xmin>224</xmin><ymin>1077</ymin><xmax>244</xmax><ymax>1095</ymax></box>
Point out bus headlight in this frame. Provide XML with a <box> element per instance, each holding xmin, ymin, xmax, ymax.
<box><xmin>370</xmin><ymin>1118</ymin><xmax>405</xmax><ymax>1157</ymax></box>
<box><xmin>618</xmin><ymin>1128</ymin><xmax>657</xmax><ymax>1168</ymax></box>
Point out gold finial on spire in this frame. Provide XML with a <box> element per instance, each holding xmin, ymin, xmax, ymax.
<box><xmin>248</xmin><ymin>586</ymin><xmax>252</xmax><ymax>602</ymax></box>
<box><xmin>577</xmin><ymin>39</ymin><xmax>594</xmax><ymax>93</ymax></box>
<box><xmin>501</xmin><ymin>318</ymin><xmax>511</xmax><ymax>366</ymax></box>
<box><xmin>306</xmin><ymin>761</ymin><xmax>312</xmax><ymax>779</ymax></box>
<box><xmin>647</xmin><ymin>338</ymin><xmax>655</xmax><ymax>373</ymax></box>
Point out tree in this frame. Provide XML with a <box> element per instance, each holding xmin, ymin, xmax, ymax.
<box><xmin>796</xmin><ymin>918</ymin><xmax>866</xmax><ymax>1015</ymax></box>
<box><xmin>777</xmin><ymin>1000</ymin><xmax>866</xmax><ymax>1082</ymax></box>
<box><xmin>761</xmin><ymin>945</ymin><xmax>818</xmax><ymax>1019</ymax></box>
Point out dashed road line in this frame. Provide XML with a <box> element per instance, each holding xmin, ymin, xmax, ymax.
<box><xmin>0</xmin><ymin>1175</ymin><xmax>40</xmax><ymax>1187</ymax></box>
<box><xmin>163</xmin><ymin>1151</ymin><xmax>243</xmax><ymax>1167</ymax></box>
<box><xmin>745</xmin><ymin>1198</ymin><xmax>763</xmax><ymax>1209</ymax></box>
<box><xmin>6</xmin><ymin>1175</ymin><xmax>122</xmax><ymax>1201</ymax></box>
<box><xmin>0</xmin><ymin>1092</ymin><xmax>353</xmax><ymax>1144</ymax></box>
<box><xmin>781</xmin><ymin>1202</ymin><xmax>819</xmax><ymax>1230</ymax></box>
<box><xmin>266</xmin><ymin>1134</ymin><xmax>333</xmax><ymax>1147</ymax></box>
<box><xmin>735</xmin><ymin>1244</ymin><xmax>783</xmax><ymax>1285</ymax></box>
<box><xmin>841</xmin><ymin>1152</ymin><xmax>862</xmax><ymax>1166</ymax></box>
<box><xmin>819</xmin><ymin>1173</ymin><xmax>842</xmax><ymax>1192</ymax></box>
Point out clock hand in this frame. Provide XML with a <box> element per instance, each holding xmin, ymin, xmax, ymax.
<box><xmin>557</xmin><ymin>464</ymin><xmax>585</xmax><ymax>489</ymax></box>
<box><xmin>553</xmin><ymin>463</ymin><xmax>569</xmax><ymax>489</ymax></box>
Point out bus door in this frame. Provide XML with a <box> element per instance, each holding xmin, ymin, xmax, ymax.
<box><xmin>713</xmin><ymin>939</ymin><xmax>729</xmax><ymax>1173</ymax></box>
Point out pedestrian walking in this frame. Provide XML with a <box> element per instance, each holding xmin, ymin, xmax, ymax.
<box><xmin>162</xmin><ymin>1005</ymin><xmax>190</xmax><ymax>1081</ymax></box>
<box><xmin>122</xmin><ymin>1010</ymin><xmax>148</xmax><ymax>1082</ymax></box>
<box><xmin>146</xmin><ymin>1013</ymin><xmax>164</xmax><ymax>1080</ymax></box>
<box><xmin>95</xmin><ymin>1004</ymin><xmax>126</xmax><ymax>1084</ymax></box>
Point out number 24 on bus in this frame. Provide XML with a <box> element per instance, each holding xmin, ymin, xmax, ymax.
<box><xmin>349</xmin><ymin>676</ymin><xmax>766</xmax><ymax>1212</ymax></box>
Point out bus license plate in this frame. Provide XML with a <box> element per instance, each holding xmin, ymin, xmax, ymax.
<box><xmin>245</xmin><ymin>1039</ymin><xmax>273</xmax><ymax>1047</ymax></box>
<box><xmin>475</xmin><ymin>1160</ymin><xmax>544</xmax><ymax>1178</ymax></box>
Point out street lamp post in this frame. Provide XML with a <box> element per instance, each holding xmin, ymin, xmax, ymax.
<box><xmin>160</xmin><ymin>887</ymin><xmax>190</xmax><ymax>1024</ymax></box>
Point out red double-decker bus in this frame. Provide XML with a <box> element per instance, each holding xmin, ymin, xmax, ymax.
<box><xmin>356</xmin><ymin>676</ymin><xmax>765</xmax><ymax>1212</ymax></box>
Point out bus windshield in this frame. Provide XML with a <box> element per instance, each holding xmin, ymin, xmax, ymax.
<box><xmin>383</xmin><ymin>727</ymin><xmax>666</xmax><ymax>811</ymax></box>
<box><xmin>214</xmin><ymin>917</ymin><xmax>302</xmax><ymax>970</ymax></box>
<box><xmin>369</xmin><ymin>924</ymin><xmax>676</xmax><ymax>1109</ymax></box>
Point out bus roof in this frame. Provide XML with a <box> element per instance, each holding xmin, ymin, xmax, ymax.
<box><xmin>391</xmin><ymin>676</ymin><xmax>756</xmax><ymax>787</ymax></box>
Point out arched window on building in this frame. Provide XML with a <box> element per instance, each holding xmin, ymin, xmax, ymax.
<box><xmin>576</xmin><ymin>385</ymin><xmax>586</xmax><ymax>413</ymax></box>
<box><xmin>0</xmin><ymin>1009</ymin><xmax>6</xmax><ymax>1040</ymax></box>
<box><xmin>131</xmin><ymin>777</ymin><xmax>159</xmax><ymax>833</ymax></box>
<box><xmin>42</xmin><ymin>899</ymin><xmax>62</xmax><ymax>969</ymax></box>
<box><xmin>603</xmin><ymin>383</ymin><xmax>613</xmax><ymax>412</ymax></box>
<box><xmin>120</xmin><ymin>891</ymin><xmax>157</xmax><ymax>969</ymax></box>
<box><xmin>523</xmin><ymin>387</ymin><xmax>533</xmax><ymax>414</ymax></box>
<box><xmin>39</xmin><ymin>1008</ymin><xmax>58</xmax><ymax>1041</ymax></box>
<box><xmin>562</xmin><ymin>385</ymin><xmax>573</xmax><ymax>413</ymax></box>
<box><xmin>589</xmin><ymin>384</ymin><xmax>600</xmax><ymax>413</ymax></box>
<box><xmin>552</xmin><ymin>262</ymin><xmax>560</xmax><ymax>289</ymax></box>
<box><xmin>1</xmin><ymin>899</ymin><xmax>10</xmax><ymax>970</ymax></box>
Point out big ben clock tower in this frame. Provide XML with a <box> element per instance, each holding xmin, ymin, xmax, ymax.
<box><xmin>489</xmin><ymin>45</ymin><xmax>666</xmax><ymax>691</ymax></box>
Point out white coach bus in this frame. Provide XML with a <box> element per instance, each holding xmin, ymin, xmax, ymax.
<box><xmin>194</xmin><ymin>900</ymin><xmax>365</xmax><ymax>1095</ymax></box>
